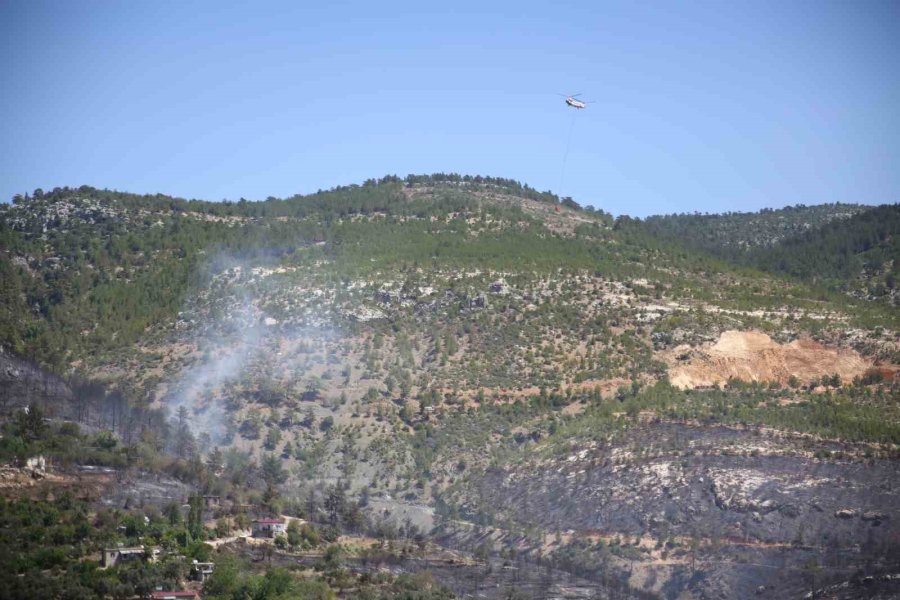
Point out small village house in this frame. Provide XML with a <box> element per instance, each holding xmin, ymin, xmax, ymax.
<box><xmin>191</xmin><ymin>559</ymin><xmax>215</xmax><ymax>582</ymax></box>
<box><xmin>102</xmin><ymin>545</ymin><xmax>150</xmax><ymax>568</ymax></box>
<box><xmin>251</xmin><ymin>517</ymin><xmax>286</xmax><ymax>538</ymax></box>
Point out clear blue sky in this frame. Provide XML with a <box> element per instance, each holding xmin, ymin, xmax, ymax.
<box><xmin>2</xmin><ymin>0</ymin><xmax>897</xmax><ymax>217</ymax></box>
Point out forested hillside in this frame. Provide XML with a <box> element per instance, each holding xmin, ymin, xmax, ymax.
<box><xmin>749</xmin><ymin>203</ymin><xmax>899</xmax><ymax>296</ymax></box>
<box><xmin>0</xmin><ymin>176</ymin><xmax>610</xmax><ymax>370</ymax></box>
<box><xmin>640</xmin><ymin>203</ymin><xmax>869</xmax><ymax>256</ymax></box>
<box><xmin>637</xmin><ymin>203</ymin><xmax>898</xmax><ymax>301</ymax></box>
<box><xmin>1</xmin><ymin>177</ymin><xmax>898</xmax><ymax>600</ymax></box>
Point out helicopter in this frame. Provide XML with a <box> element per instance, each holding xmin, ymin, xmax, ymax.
<box><xmin>560</xmin><ymin>93</ymin><xmax>592</xmax><ymax>109</ymax></box>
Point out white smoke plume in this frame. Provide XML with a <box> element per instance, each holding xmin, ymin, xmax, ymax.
<box><xmin>162</xmin><ymin>254</ymin><xmax>345</xmax><ymax>445</ymax></box>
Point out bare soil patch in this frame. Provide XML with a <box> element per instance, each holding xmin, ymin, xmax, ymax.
<box><xmin>665</xmin><ymin>330</ymin><xmax>871</xmax><ymax>389</ymax></box>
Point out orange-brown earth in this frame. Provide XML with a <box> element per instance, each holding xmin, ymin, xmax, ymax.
<box><xmin>665</xmin><ymin>330</ymin><xmax>871</xmax><ymax>389</ymax></box>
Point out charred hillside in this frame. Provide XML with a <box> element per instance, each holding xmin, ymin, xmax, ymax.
<box><xmin>0</xmin><ymin>176</ymin><xmax>898</xmax><ymax>599</ymax></box>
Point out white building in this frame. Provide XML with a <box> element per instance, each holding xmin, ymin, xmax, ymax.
<box><xmin>251</xmin><ymin>518</ymin><xmax>286</xmax><ymax>538</ymax></box>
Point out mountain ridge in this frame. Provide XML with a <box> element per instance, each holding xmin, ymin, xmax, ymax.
<box><xmin>1</xmin><ymin>175</ymin><xmax>898</xmax><ymax>599</ymax></box>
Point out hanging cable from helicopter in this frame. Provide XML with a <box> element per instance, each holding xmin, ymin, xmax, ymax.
<box><xmin>557</xmin><ymin>93</ymin><xmax>594</xmax><ymax>201</ymax></box>
<box><xmin>561</xmin><ymin>93</ymin><xmax>592</xmax><ymax>110</ymax></box>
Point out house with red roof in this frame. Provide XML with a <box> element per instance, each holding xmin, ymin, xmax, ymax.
<box><xmin>251</xmin><ymin>517</ymin><xmax>286</xmax><ymax>538</ymax></box>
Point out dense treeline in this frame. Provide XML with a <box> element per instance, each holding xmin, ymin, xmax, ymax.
<box><xmin>546</xmin><ymin>379</ymin><xmax>900</xmax><ymax>447</ymax></box>
<box><xmin>639</xmin><ymin>203</ymin><xmax>870</xmax><ymax>258</ymax></box>
<box><xmin>636</xmin><ymin>203</ymin><xmax>899</xmax><ymax>296</ymax></box>
<box><xmin>749</xmin><ymin>203</ymin><xmax>899</xmax><ymax>284</ymax></box>
<box><xmin>11</xmin><ymin>173</ymin><xmax>566</xmax><ymax>219</ymax></box>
